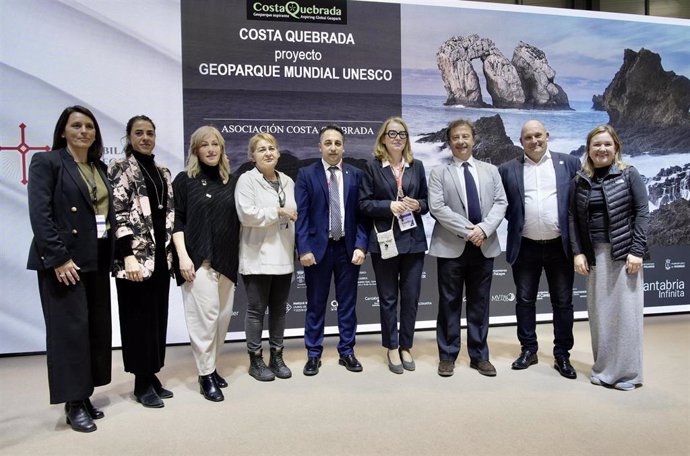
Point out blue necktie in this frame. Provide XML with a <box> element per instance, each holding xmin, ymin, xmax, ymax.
<box><xmin>462</xmin><ymin>162</ymin><xmax>481</xmax><ymax>224</ymax></box>
<box><xmin>328</xmin><ymin>166</ymin><xmax>343</xmax><ymax>240</ymax></box>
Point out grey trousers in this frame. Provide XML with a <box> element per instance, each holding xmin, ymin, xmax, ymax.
<box><xmin>242</xmin><ymin>273</ymin><xmax>291</xmax><ymax>353</ymax></box>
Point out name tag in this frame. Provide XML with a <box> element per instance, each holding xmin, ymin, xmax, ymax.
<box><xmin>96</xmin><ymin>214</ymin><xmax>107</xmax><ymax>238</ymax></box>
<box><xmin>396</xmin><ymin>211</ymin><xmax>417</xmax><ymax>231</ymax></box>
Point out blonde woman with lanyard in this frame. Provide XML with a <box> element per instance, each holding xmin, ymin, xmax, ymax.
<box><xmin>359</xmin><ymin>116</ymin><xmax>429</xmax><ymax>374</ymax></box>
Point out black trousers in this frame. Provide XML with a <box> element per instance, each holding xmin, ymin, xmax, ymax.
<box><xmin>512</xmin><ymin>237</ymin><xmax>574</xmax><ymax>357</ymax></box>
<box><xmin>436</xmin><ymin>244</ymin><xmax>494</xmax><ymax>363</ymax></box>
<box><xmin>37</xmin><ymin>249</ymin><xmax>112</xmax><ymax>404</ymax></box>
<box><xmin>116</xmin><ymin>266</ymin><xmax>170</xmax><ymax>376</ymax></box>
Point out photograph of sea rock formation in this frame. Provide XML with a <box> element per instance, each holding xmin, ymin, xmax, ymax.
<box><xmin>399</xmin><ymin>4</ymin><xmax>689</xmax><ymax>249</ymax></box>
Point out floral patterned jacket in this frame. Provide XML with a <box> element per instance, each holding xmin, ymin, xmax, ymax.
<box><xmin>108</xmin><ymin>154</ymin><xmax>174</xmax><ymax>279</ymax></box>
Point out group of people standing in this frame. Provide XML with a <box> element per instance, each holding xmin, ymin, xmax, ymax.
<box><xmin>27</xmin><ymin>107</ymin><xmax>243</xmax><ymax>432</ymax></box>
<box><xmin>27</xmin><ymin>106</ymin><xmax>649</xmax><ymax>434</ymax></box>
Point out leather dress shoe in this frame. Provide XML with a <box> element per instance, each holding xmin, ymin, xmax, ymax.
<box><xmin>65</xmin><ymin>401</ymin><xmax>97</xmax><ymax>433</ymax></box>
<box><xmin>511</xmin><ymin>350</ymin><xmax>538</xmax><ymax>370</ymax></box>
<box><xmin>470</xmin><ymin>360</ymin><xmax>497</xmax><ymax>377</ymax></box>
<box><xmin>135</xmin><ymin>385</ymin><xmax>165</xmax><ymax>408</ymax></box>
<box><xmin>212</xmin><ymin>370</ymin><xmax>228</xmax><ymax>388</ymax></box>
<box><xmin>438</xmin><ymin>360</ymin><xmax>455</xmax><ymax>377</ymax></box>
<box><xmin>339</xmin><ymin>354</ymin><xmax>363</xmax><ymax>372</ymax></box>
<box><xmin>199</xmin><ymin>374</ymin><xmax>224</xmax><ymax>402</ymax></box>
<box><xmin>554</xmin><ymin>356</ymin><xmax>577</xmax><ymax>379</ymax></box>
<box><xmin>387</xmin><ymin>350</ymin><xmax>403</xmax><ymax>374</ymax></box>
<box><xmin>303</xmin><ymin>357</ymin><xmax>321</xmax><ymax>376</ymax></box>
<box><xmin>65</xmin><ymin>399</ymin><xmax>104</xmax><ymax>420</ymax></box>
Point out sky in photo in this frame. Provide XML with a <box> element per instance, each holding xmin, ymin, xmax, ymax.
<box><xmin>400</xmin><ymin>4</ymin><xmax>690</xmax><ymax>101</ymax></box>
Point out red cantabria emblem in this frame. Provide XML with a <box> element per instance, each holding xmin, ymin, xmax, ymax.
<box><xmin>0</xmin><ymin>123</ymin><xmax>50</xmax><ymax>185</ymax></box>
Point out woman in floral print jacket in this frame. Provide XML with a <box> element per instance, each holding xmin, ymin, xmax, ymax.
<box><xmin>108</xmin><ymin>115</ymin><xmax>174</xmax><ymax>409</ymax></box>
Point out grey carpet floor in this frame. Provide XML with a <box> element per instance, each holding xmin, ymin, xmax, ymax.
<box><xmin>1</xmin><ymin>314</ymin><xmax>688</xmax><ymax>455</ymax></box>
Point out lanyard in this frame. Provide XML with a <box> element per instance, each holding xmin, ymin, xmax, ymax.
<box><xmin>392</xmin><ymin>162</ymin><xmax>405</xmax><ymax>199</ymax></box>
<box><xmin>76</xmin><ymin>162</ymin><xmax>98</xmax><ymax>209</ymax></box>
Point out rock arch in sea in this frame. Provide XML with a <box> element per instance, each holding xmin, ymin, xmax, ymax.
<box><xmin>436</xmin><ymin>35</ymin><xmax>571</xmax><ymax>110</ymax></box>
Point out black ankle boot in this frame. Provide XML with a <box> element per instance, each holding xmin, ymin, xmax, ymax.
<box><xmin>135</xmin><ymin>385</ymin><xmax>164</xmax><ymax>408</ymax></box>
<box><xmin>199</xmin><ymin>374</ymin><xmax>224</xmax><ymax>402</ymax></box>
<box><xmin>84</xmin><ymin>398</ymin><xmax>104</xmax><ymax>419</ymax></box>
<box><xmin>269</xmin><ymin>348</ymin><xmax>292</xmax><ymax>379</ymax></box>
<box><xmin>151</xmin><ymin>374</ymin><xmax>174</xmax><ymax>399</ymax></box>
<box><xmin>65</xmin><ymin>400</ymin><xmax>97</xmax><ymax>433</ymax></box>
<box><xmin>134</xmin><ymin>375</ymin><xmax>164</xmax><ymax>408</ymax></box>
<box><xmin>212</xmin><ymin>370</ymin><xmax>228</xmax><ymax>388</ymax></box>
<box><xmin>248</xmin><ymin>349</ymin><xmax>275</xmax><ymax>382</ymax></box>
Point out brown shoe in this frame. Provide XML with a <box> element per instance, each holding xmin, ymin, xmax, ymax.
<box><xmin>470</xmin><ymin>360</ymin><xmax>497</xmax><ymax>377</ymax></box>
<box><xmin>438</xmin><ymin>360</ymin><xmax>455</xmax><ymax>377</ymax></box>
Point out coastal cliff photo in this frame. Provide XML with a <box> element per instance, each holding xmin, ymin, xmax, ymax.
<box><xmin>399</xmin><ymin>4</ymin><xmax>690</xmax><ymax>247</ymax></box>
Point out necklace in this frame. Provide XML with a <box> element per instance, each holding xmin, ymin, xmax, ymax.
<box><xmin>138</xmin><ymin>160</ymin><xmax>165</xmax><ymax>210</ymax></box>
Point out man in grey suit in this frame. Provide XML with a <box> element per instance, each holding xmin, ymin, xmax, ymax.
<box><xmin>428</xmin><ymin>119</ymin><xmax>507</xmax><ymax>377</ymax></box>
<box><xmin>498</xmin><ymin>120</ymin><xmax>580</xmax><ymax>379</ymax></box>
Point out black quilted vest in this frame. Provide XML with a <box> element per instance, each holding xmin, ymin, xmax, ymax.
<box><xmin>573</xmin><ymin>165</ymin><xmax>637</xmax><ymax>264</ymax></box>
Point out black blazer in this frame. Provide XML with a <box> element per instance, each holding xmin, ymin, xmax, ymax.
<box><xmin>359</xmin><ymin>158</ymin><xmax>429</xmax><ymax>254</ymax></box>
<box><xmin>498</xmin><ymin>151</ymin><xmax>580</xmax><ymax>265</ymax></box>
<box><xmin>27</xmin><ymin>148</ymin><xmax>115</xmax><ymax>272</ymax></box>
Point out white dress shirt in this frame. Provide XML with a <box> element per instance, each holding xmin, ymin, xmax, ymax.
<box><xmin>522</xmin><ymin>149</ymin><xmax>560</xmax><ymax>241</ymax></box>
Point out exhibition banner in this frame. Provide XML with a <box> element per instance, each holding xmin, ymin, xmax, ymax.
<box><xmin>1</xmin><ymin>0</ymin><xmax>688</xmax><ymax>354</ymax></box>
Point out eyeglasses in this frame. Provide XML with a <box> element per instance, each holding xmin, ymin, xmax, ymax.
<box><xmin>386</xmin><ymin>130</ymin><xmax>408</xmax><ymax>140</ymax></box>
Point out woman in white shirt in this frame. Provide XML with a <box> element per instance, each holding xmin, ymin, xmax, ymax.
<box><xmin>235</xmin><ymin>133</ymin><xmax>297</xmax><ymax>382</ymax></box>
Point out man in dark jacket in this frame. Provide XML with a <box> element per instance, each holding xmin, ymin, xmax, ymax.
<box><xmin>498</xmin><ymin>120</ymin><xmax>581</xmax><ymax>379</ymax></box>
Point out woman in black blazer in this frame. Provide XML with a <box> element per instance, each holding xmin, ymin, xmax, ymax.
<box><xmin>359</xmin><ymin>116</ymin><xmax>429</xmax><ymax>374</ymax></box>
<box><xmin>27</xmin><ymin>105</ymin><xmax>115</xmax><ymax>433</ymax></box>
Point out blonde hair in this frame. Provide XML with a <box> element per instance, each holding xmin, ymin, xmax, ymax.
<box><xmin>582</xmin><ymin>124</ymin><xmax>628</xmax><ymax>177</ymax></box>
<box><xmin>373</xmin><ymin>116</ymin><xmax>413</xmax><ymax>164</ymax></box>
<box><xmin>186</xmin><ymin>126</ymin><xmax>230</xmax><ymax>184</ymax></box>
<box><xmin>248</xmin><ymin>133</ymin><xmax>279</xmax><ymax>160</ymax></box>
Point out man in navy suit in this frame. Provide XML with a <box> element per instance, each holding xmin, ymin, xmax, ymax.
<box><xmin>498</xmin><ymin>120</ymin><xmax>581</xmax><ymax>379</ymax></box>
<box><xmin>295</xmin><ymin>125</ymin><xmax>369</xmax><ymax>376</ymax></box>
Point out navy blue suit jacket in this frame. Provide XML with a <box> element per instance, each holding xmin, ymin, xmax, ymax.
<box><xmin>498</xmin><ymin>151</ymin><xmax>580</xmax><ymax>265</ymax></box>
<box><xmin>359</xmin><ymin>158</ymin><xmax>429</xmax><ymax>254</ymax></box>
<box><xmin>295</xmin><ymin>161</ymin><xmax>369</xmax><ymax>262</ymax></box>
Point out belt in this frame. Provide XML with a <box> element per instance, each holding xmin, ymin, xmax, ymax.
<box><xmin>523</xmin><ymin>236</ymin><xmax>561</xmax><ymax>245</ymax></box>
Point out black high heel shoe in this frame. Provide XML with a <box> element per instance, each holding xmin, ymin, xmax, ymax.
<box><xmin>65</xmin><ymin>401</ymin><xmax>97</xmax><ymax>433</ymax></box>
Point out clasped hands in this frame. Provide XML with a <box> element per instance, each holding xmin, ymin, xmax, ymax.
<box><xmin>465</xmin><ymin>225</ymin><xmax>486</xmax><ymax>247</ymax></box>
<box><xmin>390</xmin><ymin>197</ymin><xmax>420</xmax><ymax>215</ymax></box>
<box><xmin>278</xmin><ymin>207</ymin><xmax>298</xmax><ymax>221</ymax></box>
